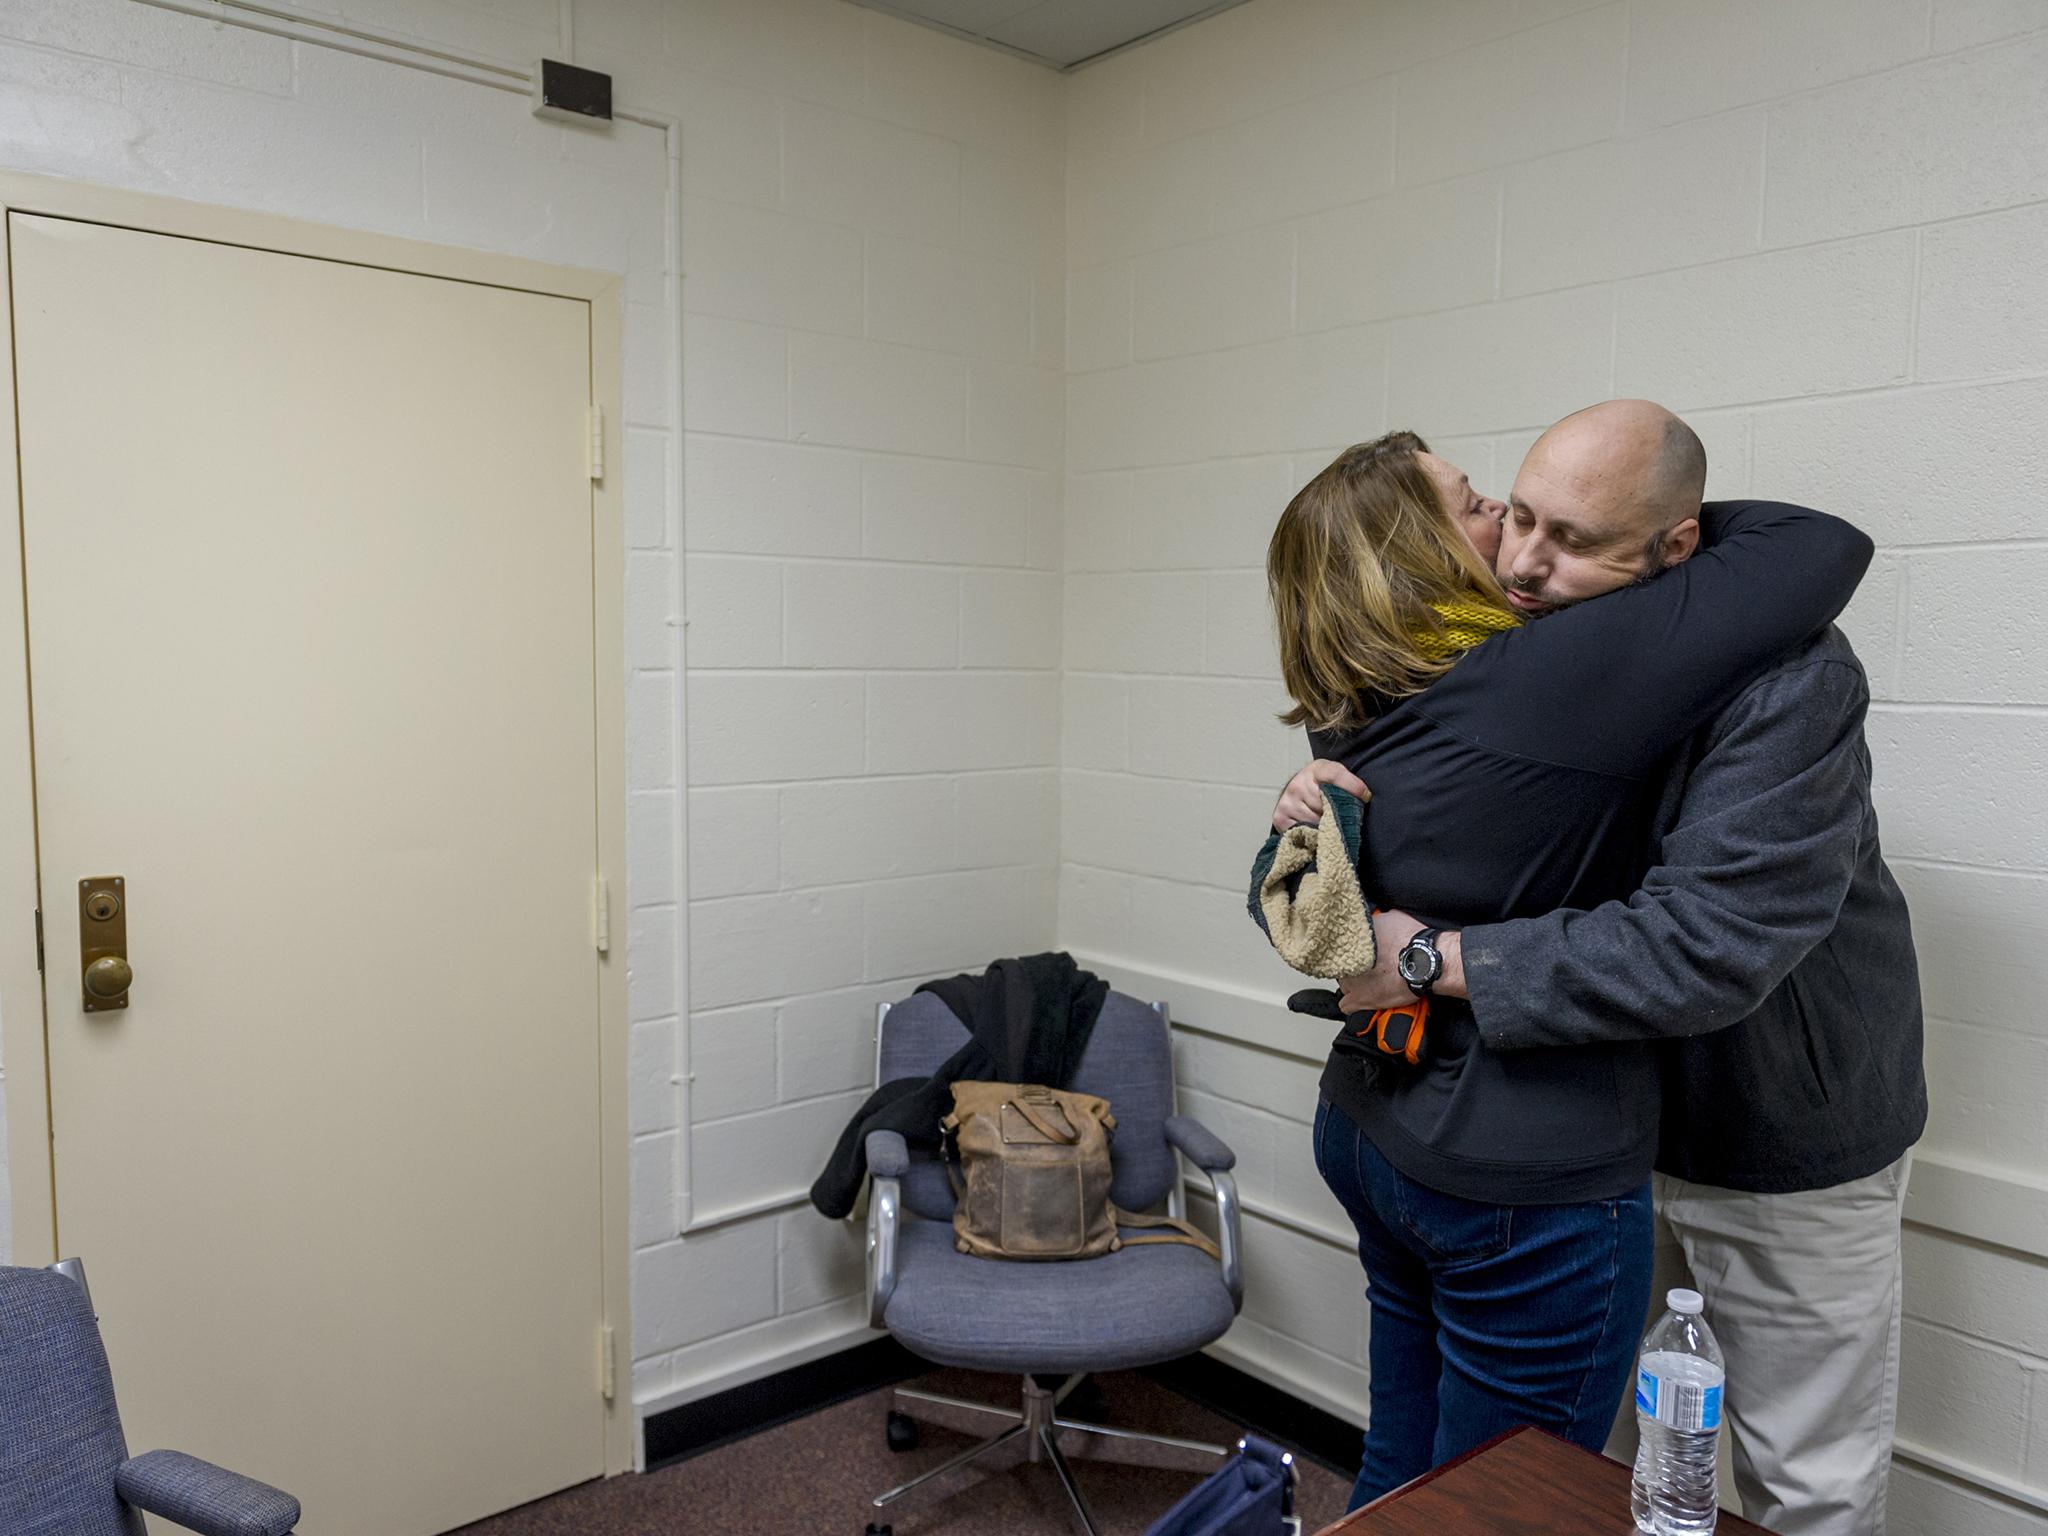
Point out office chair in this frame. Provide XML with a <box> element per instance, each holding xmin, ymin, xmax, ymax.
<box><xmin>0</xmin><ymin>1259</ymin><xmax>301</xmax><ymax>1536</ymax></box>
<box><xmin>862</xmin><ymin>990</ymin><xmax>1244</xmax><ymax>1535</ymax></box>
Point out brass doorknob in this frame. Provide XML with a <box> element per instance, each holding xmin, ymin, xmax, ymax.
<box><xmin>84</xmin><ymin>956</ymin><xmax>133</xmax><ymax>998</ymax></box>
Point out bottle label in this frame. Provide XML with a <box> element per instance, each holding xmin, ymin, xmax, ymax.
<box><xmin>1636</xmin><ymin>1366</ymin><xmax>1722</xmax><ymax>1431</ymax></box>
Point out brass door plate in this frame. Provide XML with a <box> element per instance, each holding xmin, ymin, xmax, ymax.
<box><xmin>79</xmin><ymin>876</ymin><xmax>129</xmax><ymax>1012</ymax></box>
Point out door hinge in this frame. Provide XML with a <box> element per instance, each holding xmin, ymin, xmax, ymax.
<box><xmin>593</xmin><ymin>875</ymin><xmax>610</xmax><ymax>955</ymax></box>
<box><xmin>588</xmin><ymin>404</ymin><xmax>605</xmax><ymax>482</ymax></box>
<box><xmin>599</xmin><ymin>1323</ymin><xmax>617</xmax><ymax>1402</ymax></box>
<box><xmin>34</xmin><ymin>908</ymin><xmax>43</xmax><ymax>973</ymax></box>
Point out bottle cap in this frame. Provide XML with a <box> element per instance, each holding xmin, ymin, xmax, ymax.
<box><xmin>1668</xmin><ymin>1288</ymin><xmax>1704</xmax><ymax>1315</ymax></box>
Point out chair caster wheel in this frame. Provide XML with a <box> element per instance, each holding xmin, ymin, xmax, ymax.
<box><xmin>866</xmin><ymin>1523</ymin><xmax>894</xmax><ymax>1535</ymax></box>
<box><xmin>885</xmin><ymin>1410</ymin><xmax>920</xmax><ymax>1452</ymax></box>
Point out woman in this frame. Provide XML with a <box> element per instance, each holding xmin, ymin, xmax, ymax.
<box><xmin>1262</xmin><ymin>419</ymin><xmax>1870</xmax><ymax>1508</ymax></box>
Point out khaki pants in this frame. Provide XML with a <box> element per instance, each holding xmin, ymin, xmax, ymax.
<box><xmin>1606</xmin><ymin>1156</ymin><xmax>1912</xmax><ymax>1536</ymax></box>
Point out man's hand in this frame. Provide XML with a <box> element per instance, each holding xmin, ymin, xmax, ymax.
<box><xmin>1337</xmin><ymin>909</ymin><xmax>1467</xmax><ymax>1012</ymax></box>
<box><xmin>1273</xmin><ymin>759</ymin><xmax>1370</xmax><ymax>832</ymax></box>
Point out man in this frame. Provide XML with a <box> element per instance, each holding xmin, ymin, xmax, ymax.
<box><xmin>1289</xmin><ymin>402</ymin><xmax>1925</xmax><ymax>1536</ymax></box>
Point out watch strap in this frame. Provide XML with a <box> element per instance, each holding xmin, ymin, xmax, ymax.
<box><xmin>1401</xmin><ymin>927</ymin><xmax>1443</xmax><ymax>995</ymax></box>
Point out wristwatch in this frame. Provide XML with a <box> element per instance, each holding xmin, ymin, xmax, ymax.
<box><xmin>1397</xmin><ymin>927</ymin><xmax>1444</xmax><ymax>997</ymax></box>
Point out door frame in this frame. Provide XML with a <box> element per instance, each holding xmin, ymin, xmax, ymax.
<box><xmin>0</xmin><ymin>170</ymin><xmax>634</xmax><ymax>1477</ymax></box>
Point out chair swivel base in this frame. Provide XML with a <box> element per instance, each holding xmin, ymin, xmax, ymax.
<box><xmin>871</xmin><ymin>1373</ymin><xmax>1228</xmax><ymax>1536</ymax></box>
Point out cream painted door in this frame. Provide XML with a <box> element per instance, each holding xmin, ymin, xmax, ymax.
<box><xmin>9</xmin><ymin>213</ymin><xmax>607</xmax><ymax>1534</ymax></box>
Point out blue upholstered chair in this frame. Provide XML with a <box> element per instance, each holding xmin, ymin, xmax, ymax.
<box><xmin>0</xmin><ymin>1259</ymin><xmax>300</xmax><ymax>1536</ymax></box>
<box><xmin>863</xmin><ymin>990</ymin><xmax>1245</xmax><ymax>1535</ymax></box>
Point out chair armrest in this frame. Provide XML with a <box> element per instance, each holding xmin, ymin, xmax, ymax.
<box><xmin>1195</xmin><ymin>1168</ymin><xmax>1246</xmax><ymax>1316</ymax></box>
<box><xmin>116</xmin><ymin>1450</ymin><xmax>299</xmax><ymax>1536</ymax></box>
<box><xmin>1161</xmin><ymin>1116</ymin><xmax>1245</xmax><ymax>1315</ymax></box>
<box><xmin>864</xmin><ymin>1132</ymin><xmax>907</xmax><ymax>1330</ymax></box>
<box><xmin>866</xmin><ymin>1128</ymin><xmax>910</xmax><ymax>1178</ymax></box>
<box><xmin>1163</xmin><ymin>1115</ymin><xmax>1236</xmax><ymax>1172</ymax></box>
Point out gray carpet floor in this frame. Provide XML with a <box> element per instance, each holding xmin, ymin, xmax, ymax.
<box><xmin>452</xmin><ymin>1367</ymin><xmax>1355</xmax><ymax>1535</ymax></box>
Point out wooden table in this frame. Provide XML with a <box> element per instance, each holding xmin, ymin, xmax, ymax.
<box><xmin>1311</xmin><ymin>1426</ymin><xmax>1777</xmax><ymax>1535</ymax></box>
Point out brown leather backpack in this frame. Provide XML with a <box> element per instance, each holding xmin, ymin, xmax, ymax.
<box><xmin>941</xmin><ymin>1081</ymin><xmax>1220</xmax><ymax>1262</ymax></box>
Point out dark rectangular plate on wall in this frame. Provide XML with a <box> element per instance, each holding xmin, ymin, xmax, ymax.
<box><xmin>532</xmin><ymin>58</ymin><xmax>612</xmax><ymax>124</ymax></box>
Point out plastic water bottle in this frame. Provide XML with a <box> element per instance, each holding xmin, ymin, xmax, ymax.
<box><xmin>1631</xmin><ymin>1287</ymin><xmax>1725</xmax><ymax>1535</ymax></box>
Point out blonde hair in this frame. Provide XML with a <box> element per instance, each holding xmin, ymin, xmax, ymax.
<box><xmin>1268</xmin><ymin>431</ymin><xmax>1509</xmax><ymax>732</ymax></box>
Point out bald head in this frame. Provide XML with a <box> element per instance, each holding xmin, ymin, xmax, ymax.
<box><xmin>1498</xmin><ymin>400</ymin><xmax>1707</xmax><ymax>616</ymax></box>
<box><xmin>1531</xmin><ymin>399</ymin><xmax>1706</xmax><ymax>528</ymax></box>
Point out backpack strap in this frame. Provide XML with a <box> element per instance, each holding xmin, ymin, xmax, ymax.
<box><xmin>939</xmin><ymin>1110</ymin><xmax>965</xmax><ymax>1200</ymax></box>
<box><xmin>1111</xmin><ymin>1204</ymin><xmax>1223</xmax><ymax>1262</ymax></box>
<box><xmin>1008</xmin><ymin>1093</ymin><xmax>1080</xmax><ymax>1145</ymax></box>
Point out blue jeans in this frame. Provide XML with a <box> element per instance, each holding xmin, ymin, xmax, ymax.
<box><xmin>1313</xmin><ymin>1096</ymin><xmax>1653</xmax><ymax>1510</ymax></box>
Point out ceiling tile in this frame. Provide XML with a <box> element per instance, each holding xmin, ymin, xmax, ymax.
<box><xmin>846</xmin><ymin>0</ymin><xmax>1253</xmax><ymax>71</ymax></box>
<box><xmin>874</xmin><ymin>0</ymin><xmax>1042</xmax><ymax>33</ymax></box>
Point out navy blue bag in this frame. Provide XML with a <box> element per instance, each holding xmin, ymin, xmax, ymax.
<box><xmin>1143</xmin><ymin>1435</ymin><xmax>1301</xmax><ymax>1536</ymax></box>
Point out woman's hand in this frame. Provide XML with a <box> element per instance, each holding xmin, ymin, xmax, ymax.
<box><xmin>1272</xmin><ymin>759</ymin><xmax>1370</xmax><ymax>832</ymax></box>
<box><xmin>1338</xmin><ymin>909</ymin><xmax>1464</xmax><ymax>1012</ymax></box>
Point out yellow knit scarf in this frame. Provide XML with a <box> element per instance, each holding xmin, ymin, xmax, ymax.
<box><xmin>1412</xmin><ymin>596</ymin><xmax>1520</xmax><ymax>661</ymax></box>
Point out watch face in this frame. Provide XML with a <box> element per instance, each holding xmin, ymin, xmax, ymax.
<box><xmin>1399</xmin><ymin>938</ymin><xmax>1439</xmax><ymax>984</ymax></box>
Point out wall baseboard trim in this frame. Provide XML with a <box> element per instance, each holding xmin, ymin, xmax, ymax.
<box><xmin>636</xmin><ymin>1334</ymin><xmax>1365</xmax><ymax>1481</ymax></box>
<box><xmin>641</xmin><ymin>1336</ymin><xmax>926</xmax><ymax>1470</ymax></box>
<box><xmin>637</xmin><ymin>1332</ymin><xmax>2048</xmax><ymax>1522</ymax></box>
<box><xmin>1139</xmin><ymin>1353</ymin><xmax>1360</xmax><ymax>1476</ymax></box>
<box><xmin>1201</xmin><ymin>1324</ymin><xmax>1369</xmax><ymax>1429</ymax></box>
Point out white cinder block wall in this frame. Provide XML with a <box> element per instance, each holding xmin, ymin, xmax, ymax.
<box><xmin>0</xmin><ymin>0</ymin><xmax>1064</xmax><ymax>1432</ymax></box>
<box><xmin>3</xmin><ymin>3</ymin><xmax>2044</xmax><ymax>1530</ymax></box>
<box><xmin>579</xmin><ymin>3</ymin><xmax>1067</xmax><ymax>1413</ymax></box>
<box><xmin>1057</xmin><ymin>3</ymin><xmax>2048</xmax><ymax>1533</ymax></box>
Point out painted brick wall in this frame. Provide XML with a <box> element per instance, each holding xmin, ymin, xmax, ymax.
<box><xmin>0</xmin><ymin>0</ymin><xmax>1065</xmax><ymax>1429</ymax></box>
<box><xmin>1057</xmin><ymin>2</ymin><xmax>2048</xmax><ymax>1529</ymax></box>
<box><xmin>4</xmin><ymin>4</ymin><xmax>2044</xmax><ymax>1524</ymax></box>
<box><xmin>572</xmin><ymin>0</ymin><xmax>1067</xmax><ymax>1415</ymax></box>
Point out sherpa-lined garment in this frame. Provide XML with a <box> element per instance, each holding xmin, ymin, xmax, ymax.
<box><xmin>1247</xmin><ymin>783</ymin><xmax>1374</xmax><ymax>979</ymax></box>
<box><xmin>1413</xmin><ymin>596</ymin><xmax>1519</xmax><ymax>661</ymax></box>
<box><xmin>1247</xmin><ymin>785</ymin><xmax>1433</xmax><ymax>1062</ymax></box>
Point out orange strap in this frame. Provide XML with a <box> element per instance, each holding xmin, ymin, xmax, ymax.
<box><xmin>1351</xmin><ymin>997</ymin><xmax>1429</xmax><ymax>1065</ymax></box>
<box><xmin>1351</xmin><ymin>908</ymin><xmax>1430</xmax><ymax>1064</ymax></box>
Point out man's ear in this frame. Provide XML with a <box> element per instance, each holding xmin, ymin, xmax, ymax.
<box><xmin>1660</xmin><ymin>517</ymin><xmax>1701</xmax><ymax>567</ymax></box>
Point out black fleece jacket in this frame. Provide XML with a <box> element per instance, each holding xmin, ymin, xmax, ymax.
<box><xmin>809</xmin><ymin>952</ymin><xmax>1108</xmax><ymax>1219</ymax></box>
<box><xmin>1309</xmin><ymin>501</ymin><xmax>1873</xmax><ymax>1204</ymax></box>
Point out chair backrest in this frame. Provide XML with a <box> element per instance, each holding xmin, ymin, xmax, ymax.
<box><xmin>0</xmin><ymin>1266</ymin><xmax>145</xmax><ymax>1536</ymax></box>
<box><xmin>876</xmin><ymin>989</ymin><xmax>1180</xmax><ymax>1223</ymax></box>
